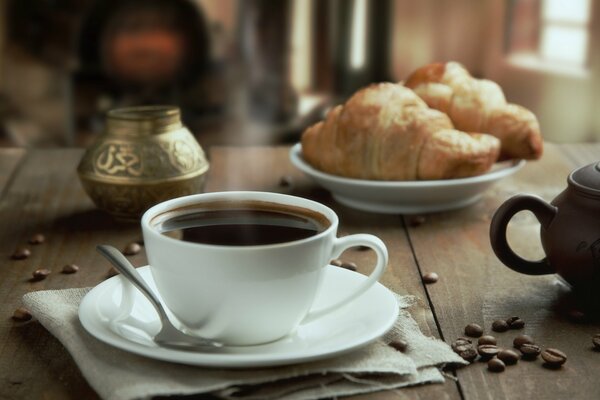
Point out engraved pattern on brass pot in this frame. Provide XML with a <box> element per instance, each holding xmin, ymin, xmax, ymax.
<box><xmin>77</xmin><ymin>106</ymin><xmax>209</xmax><ymax>221</ymax></box>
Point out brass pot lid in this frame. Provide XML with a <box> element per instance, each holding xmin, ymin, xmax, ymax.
<box><xmin>106</xmin><ymin>105</ymin><xmax>183</xmax><ymax>136</ymax></box>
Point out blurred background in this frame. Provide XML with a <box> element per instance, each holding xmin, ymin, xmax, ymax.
<box><xmin>0</xmin><ymin>0</ymin><xmax>598</xmax><ymax>148</ymax></box>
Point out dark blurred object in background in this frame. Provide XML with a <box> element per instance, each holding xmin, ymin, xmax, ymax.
<box><xmin>0</xmin><ymin>0</ymin><xmax>599</xmax><ymax>147</ymax></box>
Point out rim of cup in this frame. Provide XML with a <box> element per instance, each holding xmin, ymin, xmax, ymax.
<box><xmin>141</xmin><ymin>191</ymin><xmax>339</xmax><ymax>250</ymax></box>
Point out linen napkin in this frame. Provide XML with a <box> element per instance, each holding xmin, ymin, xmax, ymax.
<box><xmin>23</xmin><ymin>288</ymin><xmax>465</xmax><ymax>400</ymax></box>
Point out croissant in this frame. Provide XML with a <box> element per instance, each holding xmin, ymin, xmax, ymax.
<box><xmin>404</xmin><ymin>62</ymin><xmax>543</xmax><ymax>160</ymax></box>
<box><xmin>301</xmin><ymin>83</ymin><xmax>500</xmax><ymax>180</ymax></box>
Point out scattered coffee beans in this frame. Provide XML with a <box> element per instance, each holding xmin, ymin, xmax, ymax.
<box><xmin>464</xmin><ymin>323</ymin><xmax>484</xmax><ymax>338</ymax></box>
<box><xmin>513</xmin><ymin>334</ymin><xmax>534</xmax><ymax>349</ymax></box>
<box><xmin>31</xmin><ymin>268</ymin><xmax>51</xmax><ymax>281</ymax></box>
<box><xmin>478</xmin><ymin>344</ymin><xmax>500</xmax><ymax>359</ymax></box>
<box><xmin>519</xmin><ymin>343</ymin><xmax>541</xmax><ymax>360</ymax></box>
<box><xmin>12</xmin><ymin>307</ymin><xmax>32</xmax><ymax>322</ymax></box>
<box><xmin>123</xmin><ymin>242</ymin><xmax>142</xmax><ymax>256</ymax></box>
<box><xmin>28</xmin><ymin>234</ymin><xmax>45</xmax><ymax>245</ymax></box>
<box><xmin>61</xmin><ymin>264</ymin><xmax>79</xmax><ymax>274</ymax></box>
<box><xmin>492</xmin><ymin>319</ymin><xmax>509</xmax><ymax>332</ymax></box>
<box><xmin>592</xmin><ymin>334</ymin><xmax>600</xmax><ymax>350</ymax></box>
<box><xmin>330</xmin><ymin>259</ymin><xmax>343</xmax><ymax>267</ymax></box>
<box><xmin>497</xmin><ymin>349</ymin><xmax>520</xmax><ymax>365</ymax></box>
<box><xmin>506</xmin><ymin>316</ymin><xmax>525</xmax><ymax>329</ymax></box>
<box><xmin>541</xmin><ymin>348</ymin><xmax>567</xmax><ymax>368</ymax></box>
<box><xmin>478</xmin><ymin>335</ymin><xmax>497</xmax><ymax>346</ymax></box>
<box><xmin>11</xmin><ymin>247</ymin><xmax>31</xmax><ymax>260</ymax></box>
<box><xmin>340</xmin><ymin>261</ymin><xmax>357</xmax><ymax>271</ymax></box>
<box><xmin>389</xmin><ymin>340</ymin><xmax>408</xmax><ymax>352</ymax></box>
<box><xmin>488</xmin><ymin>358</ymin><xmax>506</xmax><ymax>372</ymax></box>
<box><xmin>422</xmin><ymin>272</ymin><xmax>439</xmax><ymax>284</ymax></box>
<box><xmin>451</xmin><ymin>338</ymin><xmax>477</xmax><ymax>362</ymax></box>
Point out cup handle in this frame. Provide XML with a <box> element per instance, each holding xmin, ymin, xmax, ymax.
<box><xmin>301</xmin><ymin>234</ymin><xmax>388</xmax><ymax>324</ymax></box>
<box><xmin>489</xmin><ymin>194</ymin><xmax>557</xmax><ymax>275</ymax></box>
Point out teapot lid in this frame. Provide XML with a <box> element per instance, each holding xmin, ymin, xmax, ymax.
<box><xmin>569</xmin><ymin>162</ymin><xmax>600</xmax><ymax>196</ymax></box>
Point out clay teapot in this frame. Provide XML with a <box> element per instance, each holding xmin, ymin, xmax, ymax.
<box><xmin>490</xmin><ymin>162</ymin><xmax>600</xmax><ymax>306</ymax></box>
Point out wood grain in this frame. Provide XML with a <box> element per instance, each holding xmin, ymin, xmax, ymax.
<box><xmin>0</xmin><ymin>149</ymin><xmax>146</xmax><ymax>400</ymax></box>
<box><xmin>207</xmin><ymin>146</ymin><xmax>462</xmax><ymax>399</ymax></box>
<box><xmin>407</xmin><ymin>143</ymin><xmax>600</xmax><ymax>400</ymax></box>
<box><xmin>2</xmin><ymin>144</ymin><xmax>596</xmax><ymax>400</ymax></box>
<box><xmin>0</xmin><ymin>148</ymin><xmax>25</xmax><ymax>194</ymax></box>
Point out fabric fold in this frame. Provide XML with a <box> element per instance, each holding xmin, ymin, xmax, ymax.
<box><xmin>23</xmin><ymin>288</ymin><xmax>465</xmax><ymax>400</ymax></box>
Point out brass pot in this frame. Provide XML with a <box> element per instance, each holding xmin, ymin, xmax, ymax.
<box><xmin>77</xmin><ymin>105</ymin><xmax>209</xmax><ymax>221</ymax></box>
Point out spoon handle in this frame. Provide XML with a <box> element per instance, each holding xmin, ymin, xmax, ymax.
<box><xmin>96</xmin><ymin>245</ymin><xmax>171</xmax><ymax>324</ymax></box>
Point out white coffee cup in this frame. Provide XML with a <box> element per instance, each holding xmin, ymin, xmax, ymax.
<box><xmin>141</xmin><ymin>191</ymin><xmax>388</xmax><ymax>346</ymax></box>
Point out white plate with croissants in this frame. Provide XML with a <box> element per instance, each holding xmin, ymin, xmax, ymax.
<box><xmin>290</xmin><ymin>143</ymin><xmax>524</xmax><ymax>214</ymax></box>
<box><xmin>291</xmin><ymin>62</ymin><xmax>540</xmax><ymax>214</ymax></box>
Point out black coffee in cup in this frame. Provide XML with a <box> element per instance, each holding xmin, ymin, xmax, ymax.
<box><xmin>154</xmin><ymin>200</ymin><xmax>331</xmax><ymax>246</ymax></box>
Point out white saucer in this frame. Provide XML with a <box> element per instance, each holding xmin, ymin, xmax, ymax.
<box><xmin>290</xmin><ymin>143</ymin><xmax>525</xmax><ymax>214</ymax></box>
<box><xmin>79</xmin><ymin>265</ymin><xmax>398</xmax><ymax>368</ymax></box>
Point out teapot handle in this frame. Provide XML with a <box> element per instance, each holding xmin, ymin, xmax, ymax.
<box><xmin>490</xmin><ymin>194</ymin><xmax>557</xmax><ymax>275</ymax></box>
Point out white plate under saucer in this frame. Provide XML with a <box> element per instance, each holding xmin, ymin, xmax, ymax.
<box><xmin>79</xmin><ymin>265</ymin><xmax>398</xmax><ymax>368</ymax></box>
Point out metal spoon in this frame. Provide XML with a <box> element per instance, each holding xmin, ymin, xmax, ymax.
<box><xmin>96</xmin><ymin>245</ymin><xmax>223</xmax><ymax>351</ymax></box>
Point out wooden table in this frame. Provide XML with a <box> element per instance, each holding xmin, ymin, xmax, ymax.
<box><xmin>1</xmin><ymin>143</ymin><xmax>599</xmax><ymax>400</ymax></box>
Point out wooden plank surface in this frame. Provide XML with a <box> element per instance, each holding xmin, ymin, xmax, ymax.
<box><xmin>206</xmin><ymin>146</ymin><xmax>462</xmax><ymax>400</ymax></box>
<box><xmin>1</xmin><ymin>144</ymin><xmax>598</xmax><ymax>400</ymax></box>
<box><xmin>406</xmin><ymin>143</ymin><xmax>600</xmax><ymax>400</ymax></box>
<box><xmin>0</xmin><ymin>149</ymin><xmax>146</xmax><ymax>400</ymax></box>
<box><xmin>0</xmin><ymin>148</ymin><xmax>25</xmax><ymax>193</ymax></box>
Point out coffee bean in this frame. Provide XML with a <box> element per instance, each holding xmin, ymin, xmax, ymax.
<box><xmin>541</xmin><ymin>348</ymin><xmax>567</xmax><ymax>368</ymax></box>
<box><xmin>452</xmin><ymin>342</ymin><xmax>473</xmax><ymax>353</ymax></box>
<box><xmin>356</xmin><ymin>245</ymin><xmax>370</xmax><ymax>251</ymax></box>
<box><xmin>278</xmin><ymin>176</ymin><xmax>293</xmax><ymax>187</ymax></box>
<box><xmin>389</xmin><ymin>340</ymin><xmax>408</xmax><ymax>352</ymax></box>
<box><xmin>497</xmin><ymin>349</ymin><xmax>520</xmax><ymax>365</ymax></box>
<box><xmin>423</xmin><ymin>272</ymin><xmax>439</xmax><ymax>284</ymax></box>
<box><xmin>31</xmin><ymin>268</ymin><xmax>51</xmax><ymax>281</ymax></box>
<box><xmin>492</xmin><ymin>319</ymin><xmax>509</xmax><ymax>332</ymax></box>
<box><xmin>506</xmin><ymin>316</ymin><xmax>525</xmax><ymax>329</ymax></box>
<box><xmin>464</xmin><ymin>323</ymin><xmax>483</xmax><ymax>338</ymax></box>
<box><xmin>407</xmin><ymin>215</ymin><xmax>426</xmax><ymax>227</ymax></box>
<box><xmin>592</xmin><ymin>334</ymin><xmax>600</xmax><ymax>350</ymax></box>
<box><xmin>340</xmin><ymin>261</ymin><xmax>357</xmax><ymax>271</ymax></box>
<box><xmin>451</xmin><ymin>337</ymin><xmax>473</xmax><ymax>352</ymax></box>
<box><xmin>513</xmin><ymin>334</ymin><xmax>534</xmax><ymax>349</ymax></box>
<box><xmin>11</xmin><ymin>247</ymin><xmax>31</xmax><ymax>260</ymax></box>
<box><xmin>455</xmin><ymin>336</ymin><xmax>473</xmax><ymax>343</ymax></box>
<box><xmin>12</xmin><ymin>307</ymin><xmax>32</xmax><ymax>322</ymax></box>
<box><xmin>488</xmin><ymin>358</ymin><xmax>506</xmax><ymax>372</ymax></box>
<box><xmin>28</xmin><ymin>234</ymin><xmax>45</xmax><ymax>245</ymax></box>
<box><xmin>123</xmin><ymin>242</ymin><xmax>141</xmax><ymax>256</ymax></box>
<box><xmin>457</xmin><ymin>347</ymin><xmax>478</xmax><ymax>362</ymax></box>
<box><xmin>478</xmin><ymin>344</ymin><xmax>500</xmax><ymax>359</ymax></box>
<box><xmin>61</xmin><ymin>264</ymin><xmax>79</xmax><ymax>274</ymax></box>
<box><xmin>478</xmin><ymin>335</ymin><xmax>497</xmax><ymax>346</ymax></box>
<box><xmin>330</xmin><ymin>259</ymin><xmax>343</xmax><ymax>267</ymax></box>
<box><xmin>519</xmin><ymin>343</ymin><xmax>541</xmax><ymax>360</ymax></box>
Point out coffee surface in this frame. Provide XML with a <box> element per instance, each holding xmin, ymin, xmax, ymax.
<box><xmin>158</xmin><ymin>207</ymin><xmax>327</xmax><ymax>246</ymax></box>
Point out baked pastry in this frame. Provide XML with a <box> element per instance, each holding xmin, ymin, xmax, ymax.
<box><xmin>301</xmin><ymin>83</ymin><xmax>500</xmax><ymax>180</ymax></box>
<box><xmin>405</xmin><ymin>62</ymin><xmax>543</xmax><ymax>160</ymax></box>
